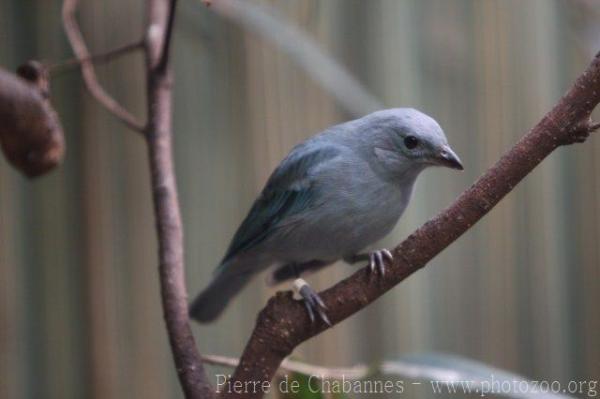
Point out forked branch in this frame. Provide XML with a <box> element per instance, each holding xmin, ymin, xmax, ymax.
<box><xmin>62</xmin><ymin>0</ymin><xmax>145</xmax><ymax>133</ymax></box>
<box><xmin>62</xmin><ymin>0</ymin><xmax>213</xmax><ymax>397</ymax></box>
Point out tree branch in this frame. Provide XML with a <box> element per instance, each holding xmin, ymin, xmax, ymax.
<box><xmin>156</xmin><ymin>0</ymin><xmax>178</xmax><ymax>73</ymax></box>
<box><xmin>47</xmin><ymin>40</ymin><xmax>144</xmax><ymax>74</ymax></box>
<box><xmin>222</xmin><ymin>53</ymin><xmax>600</xmax><ymax>399</ymax></box>
<box><xmin>62</xmin><ymin>0</ymin><xmax>213</xmax><ymax>396</ymax></box>
<box><xmin>145</xmin><ymin>0</ymin><xmax>213</xmax><ymax>397</ymax></box>
<box><xmin>62</xmin><ymin>0</ymin><xmax>145</xmax><ymax>133</ymax></box>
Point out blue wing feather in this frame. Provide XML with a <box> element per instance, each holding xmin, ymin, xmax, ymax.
<box><xmin>220</xmin><ymin>145</ymin><xmax>340</xmax><ymax>265</ymax></box>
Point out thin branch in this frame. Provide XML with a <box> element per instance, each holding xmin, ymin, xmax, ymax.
<box><xmin>145</xmin><ymin>0</ymin><xmax>213</xmax><ymax>398</ymax></box>
<box><xmin>157</xmin><ymin>0</ymin><xmax>178</xmax><ymax>73</ymax></box>
<box><xmin>62</xmin><ymin>0</ymin><xmax>145</xmax><ymax>133</ymax></box>
<box><xmin>203</xmin><ymin>354</ymin><xmax>512</xmax><ymax>385</ymax></box>
<box><xmin>202</xmin><ymin>354</ymin><xmax>368</xmax><ymax>380</ymax></box>
<box><xmin>47</xmin><ymin>40</ymin><xmax>144</xmax><ymax>75</ymax></box>
<box><xmin>222</xmin><ymin>54</ymin><xmax>600</xmax><ymax>399</ymax></box>
<box><xmin>207</xmin><ymin>0</ymin><xmax>383</xmax><ymax>117</ymax></box>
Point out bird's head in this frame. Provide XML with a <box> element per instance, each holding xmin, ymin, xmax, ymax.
<box><xmin>362</xmin><ymin>108</ymin><xmax>463</xmax><ymax>178</ymax></box>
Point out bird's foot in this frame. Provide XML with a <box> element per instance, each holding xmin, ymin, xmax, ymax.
<box><xmin>293</xmin><ymin>278</ymin><xmax>331</xmax><ymax>326</ymax></box>
<box><xmin>345</xmin><ymin>249</ymin><xmax>393</xmax><ymax>276</ymax></box>
<box><xmin>368</xmin><ymin>249</ymin><xmax>393</xmax><ymax>275</ymax></box>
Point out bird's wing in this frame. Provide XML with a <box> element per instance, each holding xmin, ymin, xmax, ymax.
<box><xmin>220</xmin><ymin>144</ymin><xmax>341</xmax><ymax>265</ymax></box>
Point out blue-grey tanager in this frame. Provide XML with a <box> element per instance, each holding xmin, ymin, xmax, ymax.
<box><xmin>190</xmin><ymin>108</ymin><xmax>462</xmax><ymax>324</ymax></box>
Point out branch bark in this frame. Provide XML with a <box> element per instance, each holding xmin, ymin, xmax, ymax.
<box><xmin>145</xmin><ymin>0</ymin><xmax>213</xmax><ymax>398</ymax></box>
<box><xmin>222</xmin><ymin>53</ymin><xmax>600</xmax><ymax>399</ymax></box>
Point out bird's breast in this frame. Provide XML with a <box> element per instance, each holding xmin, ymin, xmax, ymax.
<box><xmin>269</xmin><ymin>169</ymin><xmax>413</xmax><ymax>263</ymax></box>
<box><xmin>337</xmin><ymin>179</ymin><xmax>410</xmax><ymax>249</ymax></box>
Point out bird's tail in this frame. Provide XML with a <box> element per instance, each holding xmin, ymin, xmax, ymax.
<box><xmin>189</xmin><ymin>262</ymin><xmax>252</xmax><ymax>323</ymax></box>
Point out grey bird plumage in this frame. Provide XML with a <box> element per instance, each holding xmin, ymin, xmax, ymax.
<box><xmin>190</xmin><ymin>108</ymin><xmax>463</xmax><ymax>323</ymax></box>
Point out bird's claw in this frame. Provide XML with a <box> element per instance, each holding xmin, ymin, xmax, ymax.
<box><xmin>293</xmin><ymin>278</ymin><xmax>331</xmax><ymax>326</ymax></box>
<box><xmin>368</xmin><ymin>249</ymin><xmax>393</xmax><ymax>276</ymax></box>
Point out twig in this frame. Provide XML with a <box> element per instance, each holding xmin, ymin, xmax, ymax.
<box><xmin>207</xmin><ymin>0</ymin><xmax>382</xmax><ymax>117</ymax></box>
<box><xmin>202</xmin><ymin>354</ymin><xmax>368</xmax><ymax>380</ymax></box>
<box><xmin>62</xmin><ymin>0</ymin><xmax>145</xmax><ymax>133</ymax></box>
<box><xmin>157</xmin><ymin>0</ymin><xmax>178</xmax><ymax>73</ymax></box>
<box><xmin>203</xmin><ymin>354</ymin><xmax>516</xmax><ymax>387</ymax></box>
<box><xmin>47</xmin><ymin>40</ymin><xmax>144</xmax><ymax>75</ymax></box>
<box><xmin>145</xmin><ymin>0</ymin><xmax>213</xmax><ymax>398</ymax></box>
<box><xmin>222</xmin><ymin>54</ymin><xmax>600</xmax><ymax>398</ymax></box>
<box><xmin>589</xmin><ymin>121</ymin><xmax>600</xmax><ymax>132</ymax></box>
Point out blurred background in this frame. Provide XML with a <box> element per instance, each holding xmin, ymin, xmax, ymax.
<box><xmin>1</xmin><ymin>0</ymin><xmax>599</xmax><ymax>398</ymax></box>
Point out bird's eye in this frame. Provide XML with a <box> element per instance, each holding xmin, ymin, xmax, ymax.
<box><xmin>404</xmin><ymin>135</ymin><xmax>419</xmax><ymax>149</ymax></box>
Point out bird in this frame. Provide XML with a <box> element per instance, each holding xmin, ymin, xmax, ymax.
<box><xmin>189</xmin><ymin>108</ymin><xmax>463</xmax><ymax>324</ymax></box>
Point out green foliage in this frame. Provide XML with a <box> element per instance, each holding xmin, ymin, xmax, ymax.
<box><xmin>278</xmin><ymin>373</ymin><xmax>323</xmax><ymax>399</ymax></box>
<box><xmin>278</xmin><ymin>372</ymin><xmax>356</xmax><ymax>399</ymax></box>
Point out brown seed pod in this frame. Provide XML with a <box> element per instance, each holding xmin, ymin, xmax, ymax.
<box><xmin>0</xmin><ymin>61</ymin><xmax>65</xmax><ymax>178</ymax></box>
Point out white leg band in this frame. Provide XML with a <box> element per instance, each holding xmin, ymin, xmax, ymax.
<box><xmin>293</xmin><ymin>278</ymin><xmax>309</xmax><ymax>293</ymax></box>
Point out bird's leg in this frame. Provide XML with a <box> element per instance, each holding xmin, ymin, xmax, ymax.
<box><xmin>268</xmin><ymin>260</ymin><xmax>330</xmax><ymax>285</ymax></box>
<box><xmin>293</xmin><ymin>277</ymin><xmax>331</xmax><ymax>326</ymax></box>
<box><xmin>344</xmin><ymin>249</ymin><xmax>393</xmax><ymax>276</ymax></box>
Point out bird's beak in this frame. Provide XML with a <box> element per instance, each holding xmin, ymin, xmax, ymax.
<box><xmin>435</xmin><ymin>145</ymin><xmax>463</xmax><ymax>170</ymax></box>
